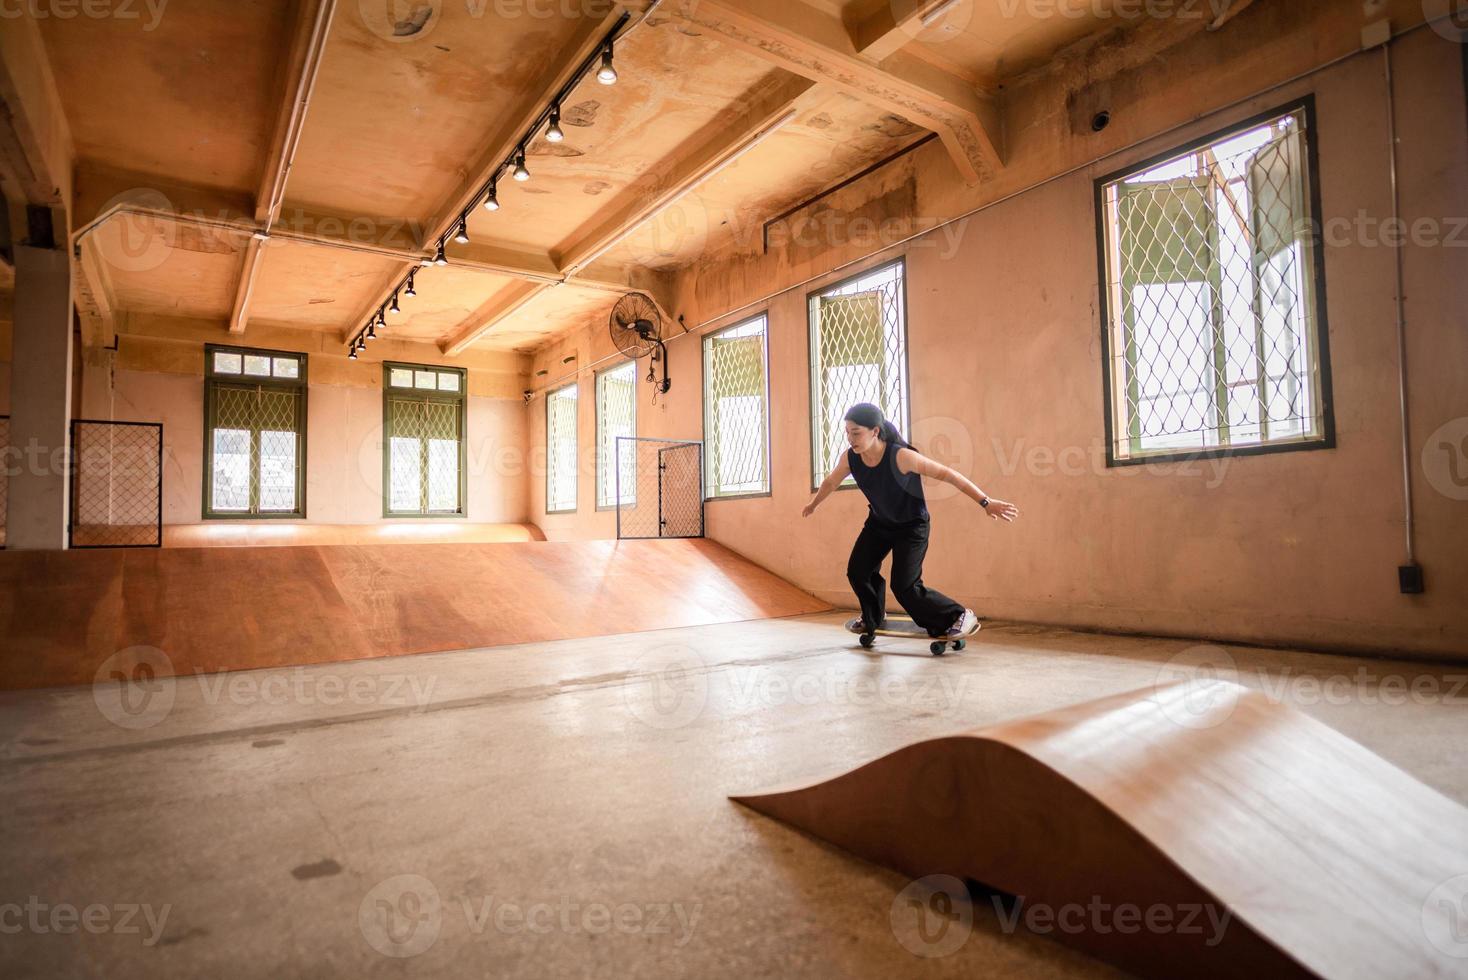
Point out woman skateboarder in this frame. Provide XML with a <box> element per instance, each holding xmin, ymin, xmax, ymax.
<box><xmin>802</xmin><ymin>403</ymin><xmax>1019</xmax><ymax>638</ymax></box>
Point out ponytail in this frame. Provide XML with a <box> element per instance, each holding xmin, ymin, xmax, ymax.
<box><xmin>844</xmin><ymin>402</ymin><xmax>913</xmax><ymax>451</ymax></box>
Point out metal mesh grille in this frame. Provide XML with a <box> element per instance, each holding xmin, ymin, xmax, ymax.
<box><xmin>1101</xmin><ymin>107</ymin><xmax>1326</xmax><ymax>460</ymax></box>
<box><xmin>597</xmin><ymin>362</ymin><xmax>637</xmax><ymax>508</ymax></box>
<box><xmin>546</xmin><ymin>384</ymin><xmax>578</xmax><ymax>513</ymax></box>
<box><xmin>0</xmin><ymin>416</ymin><xmax>8</xmax><ymax>548</ymax></box>
<box><xmin>703</xmin><ymin>316</ymin><xmax>769</xmax><ymax>497</ymax></box>
<box><xmin>387</xmin><ymin>396</ymin><xmax>463</xmax><ymax>514</ymax></box>
<box><xmin>809</xmin><ymin>260</ymin><xmax>909</xmax><ymax>488</ymax></box>
<box><xmin>69</xmin><ymin>420</ymin><xmax>162</xmax><ymax>548</ymax></box>
<box><xmin>208</xmin><ymin>383</ymin><xmax>304</xmax><ymax>515</ymax></box>
<box><xmin>616</xmin><ymin>438</ymin><xmax>704</xmax><ymax>540</ymax></box>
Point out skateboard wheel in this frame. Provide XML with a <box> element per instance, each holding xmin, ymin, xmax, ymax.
<box><xmin>859</xmin><ymin>634</ymin><xmax>874</xmax><ymax>649</ymax></box>
<box><xmin>930</xmin><ymin>641</ymin><xmax>946</xmax><ymax>656</ymax></box>
<box><xmin>953</xmin><ymin>639</ymin><xmax>966</xmax><ymax>651</ymax></box>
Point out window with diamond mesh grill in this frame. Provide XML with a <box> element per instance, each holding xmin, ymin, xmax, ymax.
<box><xmin>384</xmin><ymin>363</ymin><xmax>466</xmax><ymax>516</ymax></box>
<box><xmin>702</xmin><ymin>314</ymin><xmax>770</xmax><ymax>498</ymax></box>
<box><xmin>1098</xmin><ymin>103</ymin><xmax>1331</xmax><ymax>463</ymax></box>
<box><xmin>808</xmin><ymin>260</ymin><xmax>910</xmax><ymax>489</ymax></box>
<box><xmin>546</xmin><ymin>383</ymin><xmax>578</xmax><ymax>514</ymax></box>
<box><xmin>596</xmin><ymin>361</ymin><xmax>637</xmax><ymax>509</ymax></box>
<box><xmin>205</xmin><ymin>346</ymin><xmax>307</xmax><ymax>518</ymax></box>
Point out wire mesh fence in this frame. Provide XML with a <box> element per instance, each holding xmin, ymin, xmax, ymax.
<box><xmin>69</xmin><ymin>420</ymin><xmax>163</xmax><ymax>548</ymax></box>
<box><xmin>615</xmin><ymin>437</ymin><xmax>703</xmax><ymax>540</ymax></box>
<box><xmin>702</xmin><ymin>317</ymin><xmax>770</xmax><ymax>498</ymax></box>
<box><xmin>0</xmin><ymin>416</ymin><xmax>9</xmax><ymax>549</ymax></box>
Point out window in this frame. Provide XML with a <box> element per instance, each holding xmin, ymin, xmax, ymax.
<box><xmin>702</xmin><ymin>314</ymin><xmax>770</xmax><ymax>498</ymax></box>
<box><xmin>383</xmin><ymin>363</ymin><xmax>466</xmax><ymax>516</ymax></box>
<box><xmin>546</xmin><ymin>383</ymin><xmax>578</xmax><ymax>514</ymax></box>
<box><xmin>595</xmin><ymin>361</ymin><xmax>636</xmax><ymax>509</ymax></box>
<box><xmin>204</xmin><ymin>345</ymin><xmax>307</xmax><ymax>518</ymax></box>
<box><xmin>808</xmin><ymin>259</ymin><xmax>909</xmax><ymax>489</ymax></box>
<box><xmin>1097</xmin><ymin>100</ymin><xmax>1333</xmax><ymax>464</ymax></box>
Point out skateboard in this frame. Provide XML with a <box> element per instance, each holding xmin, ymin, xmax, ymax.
<box><xmin>845</xmin><ymin>615</ymin><xmax>980</xmax><ymax>656</ymax></box>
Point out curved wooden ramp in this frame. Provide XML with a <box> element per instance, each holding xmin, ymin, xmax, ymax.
<box><xmin>733</xmin><ymin>681</ymin><xmax>1468</xmax><ymax>979</ymax></box>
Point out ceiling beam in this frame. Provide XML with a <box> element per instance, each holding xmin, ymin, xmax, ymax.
<box><xmin>555</xmin><ymin>74</ymin><xmax>815</xmax><ymax>274</ymax></box>
<box><xmin>229</xmin><ymin>233</ymin><xmax>267</xmax><ymax>335</ymax></box>
<box><xmin>665</xmin><ymin>0</ymin><xmax>1001</xmax><ymax>185</ymax></box>
<box><xmin>0</xmin><ymin>14</ymin><xmax>74</xmax><ymax>211</ymax></box>
<box><xmin>440</xmin><ymin>281</ymin><xmax>554</xmax><ymax>356</ymax></box>
<box><xmin>255</xmin><ymin>0</ymin><xmax>337</xmax><ymax>226</ymax></box>
<box><xmin>848</xmin><ymin>0</ymin><xmax>947</xmax><ymax>62</ymax></box>
<box><xmin>75</xmin><ymin>234</ymin><xmax>116</xmax><ymax>349</ymax></box>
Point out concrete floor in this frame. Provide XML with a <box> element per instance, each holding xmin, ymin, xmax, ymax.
<box><xmin>1</xmin><ymin>612</ymin><xmax>1464</xmax><ymax>979</ymax></box>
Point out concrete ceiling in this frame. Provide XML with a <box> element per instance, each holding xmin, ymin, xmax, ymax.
<box><xmin>26</xmin><ymin>0</ymin><xmax>1147</xmax><ymax>357</ymax></box>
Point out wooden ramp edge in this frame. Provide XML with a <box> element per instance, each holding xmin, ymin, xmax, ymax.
<box><xmin>0</xmin><ymin>538</ymin><xmax>829</xmax><ymax>690</ymax></box>
<box><xmin>732</xmin><ymin>680</ymin><xmax>1468</xmax><ymax>980</ymax></box>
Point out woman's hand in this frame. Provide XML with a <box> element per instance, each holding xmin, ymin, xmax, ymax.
<box><xmin>802</xmin><ymin>501</ymin><xmax>817</xmax><ymax>518</ymax></box>
<box><xmin>984</xmin><ymin>498</ymin><xmax>1019</xmax><ymax>523</ymax></box>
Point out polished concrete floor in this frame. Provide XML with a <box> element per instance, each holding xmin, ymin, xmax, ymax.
<box><xmin>1</xmin><ymin>612</ymin><xmax>1464</xmax><ymax>978</ymax></box>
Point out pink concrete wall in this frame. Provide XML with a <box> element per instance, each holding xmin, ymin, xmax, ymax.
<box><xmin>111</xmin><ymin>369</ymin><xmax>528</xmax><ymax>526</ymax></box>
<box><xmin>568</xmin><ymin>32</ymin><xmax>1465</xmax><ymax>659</ymax></box>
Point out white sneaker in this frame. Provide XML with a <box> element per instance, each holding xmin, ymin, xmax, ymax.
<box><xmin>945</xmin><ymin>609</ymin><xmax>977</xmax><ymax>637</ymax></box>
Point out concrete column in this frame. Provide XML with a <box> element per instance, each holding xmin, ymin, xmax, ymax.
<box><xmin>8</xmin><ymin>244</ymin><xmax>74</xmax><ymax>550</ymax></box>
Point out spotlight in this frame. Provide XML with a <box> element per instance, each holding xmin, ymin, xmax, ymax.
<box><xmin>405</xmin><ymin>271</ymin><xmax>417</xmax><ymax>297</ymax></box>
<box><xmin>597</xmin><ymin>43</ymin><xmax>617</xmax><ymax>85</ymax></box>
<box><xmin>356</xmin><ymin>336</ymin><xmax>366</xmax><ymax>352</ymax></box>
<box><xmin>348</xmin><ymin>345</ymin><xmax>358</xmax><ymax>360</ymax></box>
<box><xmin>512</xmin><ymin>149</ymin><xmax>530</xmax><ymax>182</ymax></box>
<box><xmin>389</xmin><ymin>291</ymin><xmax>402</xmax><ymax>315</ymax></box>
<box><xmin>366</xmin><ymin>321</ymin><xmax>377</xmax><ymax>340</ymax></box>
<box><xmin>434</xmin><ymin>241</ymin><xmax>448</xmax><ymax>266</ymax></box>
<box><xmin>483</xmin><ymin>180</ymin><xmax>500</xmax><ymax>212</ymax></box>
<box><xmin>546</xmin><ymin>106</ymin><xmax>564</xmax><ymax>143</ymax></box>
<box><xmin>454</xmin><ymin>218</ymin><xmax>470</xmax><ymax>245</ymax></box>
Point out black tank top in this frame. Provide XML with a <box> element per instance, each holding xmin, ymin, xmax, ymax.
<box><xmin>848</xmin><ymin>442</ymin><xmax>929</xmax><ymax>526</ymax></box>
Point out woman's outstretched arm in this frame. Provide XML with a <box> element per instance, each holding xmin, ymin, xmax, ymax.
<box><xmin>802</xmin><ymin>453</ymin><xmax>851</xmax><ymax>517</ymax></box>
<box><xmin>896</xmin><ymin>448</ymin><xmax>1020</xmax><ymax>523</ymax></box>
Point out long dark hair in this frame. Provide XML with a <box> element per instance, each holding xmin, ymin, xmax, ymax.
<box><xmin>843</xmin><ymin>403</ymin><xmax>910</xmax><ymax>449</ymax></box>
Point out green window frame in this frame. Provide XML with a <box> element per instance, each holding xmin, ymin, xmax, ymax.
<box><xmin>383</xmin><ymin>362</ymin><xmax>468</xmax><ymax>517</ymax></box>
<box><xmin>203</xmin><ymin>344</ymin><xmax>308</xmax><ymax>520</ymax></box>
<box><xmin>595</xmin><ymin>360</ymin><xmax>637</xmax><ymax>510</ymax></box>
<box><xmin>807</xmin><ymin>258</ymin><xmax>910</xmax><ymax>491</ymax></box>
<box><xmin>546</xmin><ymin>382</ymin><xmax>578</xmax><ymax>515</ymax></box>
<box><xmin>702</xmin><ymin>313</ymin><xmax>771</xmax><ymax>499</ymax></box>
<box><xmin>1095</xmin><ymin>98</ymin><xmax>1334</xmax><ymax>465</ymax></box>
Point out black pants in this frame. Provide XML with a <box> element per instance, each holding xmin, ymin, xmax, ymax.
<box><xmin>846</xmin><ymin>518</ymin><xmax>965</xmax><ymax>636</ymax></box>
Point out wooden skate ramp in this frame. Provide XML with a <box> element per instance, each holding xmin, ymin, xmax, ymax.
<box><xmin>733</xmin><ymin>681</ymin><xmax>1468</xmax><ymax>979</ymax></box>
<box><xmin>0</xmin><ymin>537</ymin><xmax>828</xmax><ymax>690</ymax></box>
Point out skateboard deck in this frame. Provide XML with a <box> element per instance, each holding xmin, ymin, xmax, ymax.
<box><xmin>845</xmin><ymin>615</ymin><xmax>979</xmax><ymax>655</ymax></box>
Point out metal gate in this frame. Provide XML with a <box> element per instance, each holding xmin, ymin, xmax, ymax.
<box><xmin>614</xmin><ymin>437</ymin><xmax>704</xmax><ymax>540</ymax></box>
<box><xmin>69</xmin><ymin>420</ymin><xmax>163</xmax><ymax>548</ymax></box>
